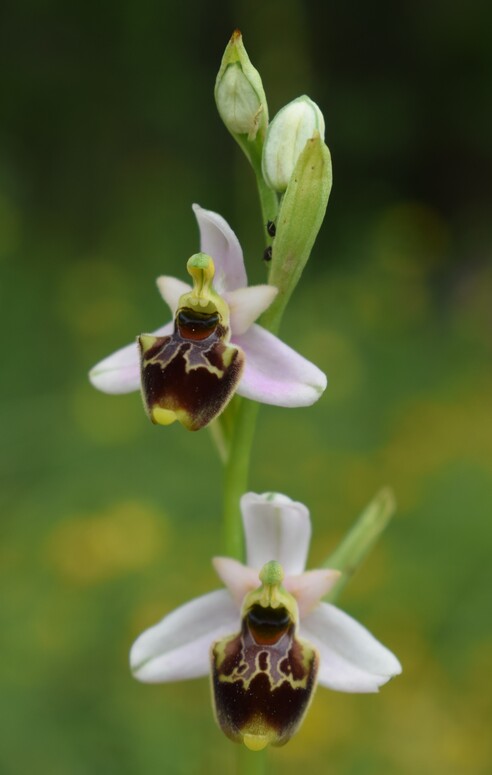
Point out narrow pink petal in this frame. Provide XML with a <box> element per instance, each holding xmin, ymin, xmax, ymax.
<box><xmin>234</xmin><ymin>325</ymin><xmax>327</xmax><ymax>407</ymax></box>
<box><xmin>301</xmin><ymin>603</ymin><xmax>402</xmax><ymax>693</ymax></box>
<box><xmin>240</xmin><ymin>492</ymin><xmax>311</xmax><ymax>575</ymax></box>
<box><xmin>285</xmin><ymin>569</ymin><xmax>341</xmax><ymax>617</ymax></box>
<box><xmin>225</xmin><ymin>285</ymin><xmax>278</xmax><ymax>336</ymax></box>
<box><xmin>192</xmin><ymin>204</ymin><xmax>247</xmax><ymax>294</ymax></box>
<box><xmin>89</xmin><ymin>322</ymin><xmax>173</xmax><ymax>394</ymax></box>
<box><xmin>212</xmin><ymin>557</ymin><xmax>260</xmax><ymax>608</ymax></box>
<box><xmin>130</xmin><ymin>589</ymin><xmax>238</xmax><ymax>683</ymax></box>
<box><xmin>156</xmin><ymin>276</ymin><xmax>192</xmax><ymax>316</ymax></box>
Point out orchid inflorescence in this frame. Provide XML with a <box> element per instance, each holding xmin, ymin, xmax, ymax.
<box><xmin>89</xmin><ymin>30</ymin><xmax>400</xmax><ymax>754</ymax></box>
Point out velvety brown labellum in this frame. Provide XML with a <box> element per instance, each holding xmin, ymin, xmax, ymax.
<box><xmin>211</xmin><ymin>604</ymin><xmax>319</xmax><ymax>747</ymax></box>
<box><xmin>139</xmin><ymin>312</ymin><xmax>244</xmax><ymax>431</ymax></box>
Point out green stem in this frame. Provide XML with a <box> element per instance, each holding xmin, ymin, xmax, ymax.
<box><xmin>323</xmin><ymin>488</ymin><xmax>396</xmax><ymax>602</ymax></box>
<box><xmin>237</xmin><ymin>745</ymin><xmax>266</xmax><ymax>775</ymax></box>
<box><xmin>222</xmin><ymin>399</ymin><xmax>260</xmax><ymax>558</ymax></box>
<box><xmin>236</xmin><ymin>133</ymin><xmax>279</xmax><ymax>240</ymax></box>
<box><xmin>208</xmin><ymin>418</ymin><xmax>229</xmax><ymax>464</ymax></box>
<box><xmin>220</xmin><ymin>149</ymin><xmax>279</xmax><ymax>559</ymax></box>
<box><xmin>254</xmin><ymin>168</ymin><xmax>279</xmax><ymax>240</ymax></box>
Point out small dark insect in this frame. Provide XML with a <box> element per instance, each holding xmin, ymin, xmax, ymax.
<box><xmin>263</xmin><ymin>246</ymin><xmax>272</xmax><ymax>262</ymax></box>
<box><xmin>266</xmin><ymin>220</ymin><xmax>276</xmax><ymax>237</ymax></box>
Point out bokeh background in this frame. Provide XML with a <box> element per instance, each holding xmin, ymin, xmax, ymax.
<box><xmin>1</xmin><ymin>1</ymin><xmax>491</xmax><ymax>773</ymax></box>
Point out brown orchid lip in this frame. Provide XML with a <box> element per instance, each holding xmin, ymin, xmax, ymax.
<box><xmin>139</xmin><ymin>316</ymin><xmax>244</xmax><ymax>430</ymax></box>
<box><xmin>211</xmin><ymin>601</ymin><xmax>319</xmax><ymax>748</ymax></box>
<box><xmin>177</xmin><ymin>308</ymin><xmax>220</xmax><ymax>341</ymax></box>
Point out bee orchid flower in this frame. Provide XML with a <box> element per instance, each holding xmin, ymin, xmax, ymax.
<box><xmin>89</xmin><ymin>205</ymin><xmax>327</xmax><ymax>430</ymax></box>
<box><xmin>130</xmin><ymin>493</ymin><xmax>401</xmax><ymax>750</ymax></box>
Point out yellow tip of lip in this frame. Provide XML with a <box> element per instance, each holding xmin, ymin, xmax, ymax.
<box><xmin>139</xmin><ymin>334</ymin><xmax>158</xmax><ymax>352</ymax></box>
<box><xmin>151</xmin><ymin>407</ymin><xmax>178</xmax><ymax>426</ymax></box>
<box><xmin>243</xmin><ymin>734</ymin><xmax>269</xmax><ymax>752</ymax></box>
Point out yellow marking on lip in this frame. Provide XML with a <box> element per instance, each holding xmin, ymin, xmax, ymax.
<box><xmin>139</xmin><ymin>334</ymin><xmax>159</xmax><ymax>352</ymax></box>
<box><xmin>182</xmin><ymin>347</ymin><xmax>224</xmax><ymax>378</ymax></box>
<box><xmin>151</xmin><ymin>407</ymin><xmax>178</xmax><ymax>426</ymax></box>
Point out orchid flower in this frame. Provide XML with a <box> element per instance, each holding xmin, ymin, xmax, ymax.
<box><xmin>130</xmin><ymin>493</ymin><xmax>401</xmax><ymax>750</ymax></box>
<box><xmin>89</xmin><ymin>205</ymin><xmax>327</xmax><ymax>430</ymax></box>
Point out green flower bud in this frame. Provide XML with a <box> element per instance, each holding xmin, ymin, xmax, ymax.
<box><xmin>215</xmin><ymin>30</ymin><xmax>268</xmax><ymax>143</ymax></box>
<box><xmin>262</xmin><ymin>95</ymin><xmax>325</xmax><ymax>193</ymax></box>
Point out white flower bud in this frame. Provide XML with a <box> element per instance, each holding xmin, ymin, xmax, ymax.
<box><xmin>215</xmin><ymin>30</ymin><xmax>268</xmax><ymax>142</ymax></box>
<box><xmin>216</xmin><ymin>64</ymin><xmax>262</xmax><ymax>138</ymax></box>
<box><xmin>262</xmin><ymin>96</ymin><xmax>325</xmax><ymax>193</ymax></box>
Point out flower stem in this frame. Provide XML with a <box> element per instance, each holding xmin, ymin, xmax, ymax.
<box><xmin>208</xmin><ymin>418</ymin><xmax>229</xmax><ymax>464</ymax></box>
<box><xmin>237</xmin><ymin>745</ymin><xmax>266</xmax><ymax>775</ymax></box>
<box><xmin>254</xmin><ymin>168</ymin><xmax>279</xmax><ymax>240</ymax></box>
<box><xmin>323</xmin><ymin>488</ymin><xmax>396</xmax><ymax>602</ymax></box>
<box><xmin>222</xmin><ymin>398</ymin><xmax>260</xmax><ymax>558</ymax></box>
<box><xmin>221</xmin><ymin>158</ymin><xmax>279</xmax><ymax>560</ymax></box>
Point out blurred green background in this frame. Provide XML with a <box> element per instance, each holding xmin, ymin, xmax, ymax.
<box><xmin>1</xmin><ymin>0</ymin><xmax>491</xmax><ymax>773</ymax></box>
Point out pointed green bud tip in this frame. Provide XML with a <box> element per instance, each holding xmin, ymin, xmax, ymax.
<box><xmin>262</xmin><ymin>95</ymin><xmax>326</xmax><ymax>192</ymax></box>
<box><xmin>215</xmin><ymin>30</ymin><xmax>268</xmax><ymax>141</ymax></box>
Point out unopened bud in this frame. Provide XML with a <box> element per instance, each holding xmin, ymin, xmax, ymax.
<box><xmin>215</xmin><ymin>30</ymin><xmax>268</xmax><ymax>142</ymax></box>
<box><xmin>262</xmin><ymin>95</ymin><xmax>325</xmax><ymax>192</ymax></box>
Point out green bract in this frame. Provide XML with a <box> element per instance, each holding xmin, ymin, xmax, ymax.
<box><xmin>263</xmin><ymin>135</ymin><xmax>333</xmax><ymax>333</ymax></box>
